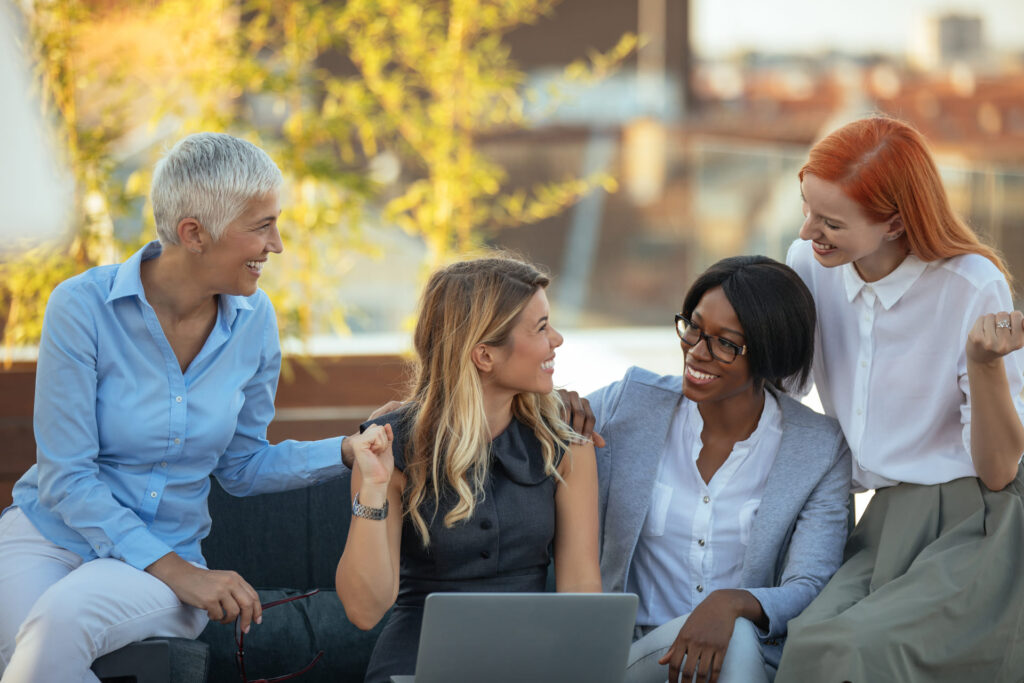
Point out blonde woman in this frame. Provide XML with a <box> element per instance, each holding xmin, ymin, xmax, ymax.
<box><xmin>335</xmin><ymin>256</ymin><xmax>602</xmax><ymax>683</ymax></box>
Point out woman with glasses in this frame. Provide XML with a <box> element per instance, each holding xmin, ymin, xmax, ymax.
<box><xmin>335</xmin><ymin>255</ymin><xmax>602</xmax><ymax>683</ymax></box>
<box><xmin>0</xmin><ymin>134</ymin><xmax>357</xmax><ymax>682</ymax></box>
<box><xmin>568</xmin><ymin>256</ymin><xmax>851</xmax><ymax>683</ymax></box>
<box><xmin>774</xmin><ymin>117</ymin><xmax>1024</xmax><ymax>681</ymax></box>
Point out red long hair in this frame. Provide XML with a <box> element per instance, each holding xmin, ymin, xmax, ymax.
<box><xmin>800</xmin><ymin>116</ymin><xmax>1009</xmax><ymax>282</ymax></box>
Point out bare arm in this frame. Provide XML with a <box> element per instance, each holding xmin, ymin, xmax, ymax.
<box><xmin>334</xmin><ymin>424</ymin><xmax>405</xmax><ymax>629</ymax></box>
<box><xmin>553</xmin><ymin>441</ymin><xmax>602</xmax><ymax>593</ymax></box>
<box><xmin>967</xmin><ymin>311</ymin><xmax>1024</xmax><ymax>490</ymax></box>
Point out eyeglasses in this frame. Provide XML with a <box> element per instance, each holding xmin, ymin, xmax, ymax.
<box><xmin>674</xmin><ymin>314</ymin><xmax>747</xmax><ymax>364</ymax></box>
<box><xmin>235</xmin><ymin>589</ymin><xmax>325</xmax><ymax>683</ymax></box>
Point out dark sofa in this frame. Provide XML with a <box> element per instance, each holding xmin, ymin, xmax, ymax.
<box><xmin>199</xmin><ymin>473</ymin><xmax>386</xmax><ymax>682</ymax></box>
<box><xmin>93</xmin><ymin>472</ymin><xmax>386</xmax><ymax>683</ymax></box>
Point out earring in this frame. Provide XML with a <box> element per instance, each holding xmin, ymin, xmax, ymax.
<box><xmin>189</xmin><ymin>247</ymin><xmax>202</xmax><ymax>255</ymax></box>
<box><xmin>888</xmin><ymin>231</ymin><xmax>903</xmax><ymax>242</ymax></box>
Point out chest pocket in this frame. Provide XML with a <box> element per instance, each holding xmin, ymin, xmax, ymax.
<box><xmin>738</xmin><ymin>498</ymin><xmax>762</xmax><ymax>546</ymax></box>
<box><xmin>640</xmin><ymin>481</ymin><xmax>674</xmax><ymax>537</ymax></box>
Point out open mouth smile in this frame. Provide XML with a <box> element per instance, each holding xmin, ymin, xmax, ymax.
<box><xmin>685</xmin><ymin>364</ymin><xmax>718</xmax><ymax>385</ymax></box>
<box><xmin>811</xmin><ymin>240</ymin><xmax>837</xmax><ymax>255</ymax></box>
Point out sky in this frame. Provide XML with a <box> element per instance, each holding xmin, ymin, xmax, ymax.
<box><xmin>694</xmin><ymin>0</ymin><xmax>1024</xmax><ymax>57</ymax></box>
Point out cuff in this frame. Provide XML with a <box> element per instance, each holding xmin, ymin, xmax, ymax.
<box><xmin>113</xmin><ymin>526</ymin><xmax>175</xmax><ymax>571</ymax></box>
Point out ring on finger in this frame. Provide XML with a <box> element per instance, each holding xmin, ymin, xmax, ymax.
<box><xmin>997</xmin><ymin>319</ymin><xmax>1012</xmax><ymax>329</ymax></box>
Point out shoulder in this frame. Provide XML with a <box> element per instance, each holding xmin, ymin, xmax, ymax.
<box><xmin>935</xmin><ymin>253</ymin><xmax>1007</xmax><ymax>293</ymax></box>
<box><xmin>361</xmin><ymin>404</ymin><xmax>418</xmax><ymax>469</ymax></box>
<box><xmin>587</xmin><ymin>366</ymin><xmax>681</xmax><ymax>422</ymax></box>
<box><xmin>43</xmin><ymin>265</ymin><xmax>122</xmax><ymax>334</ymax></box>
<box><xmin>774</xmin><ymin>390</ymin><xmax>842</xmax><ymax>440</ymax></box>
<box><xmin>50</xmin><ymin>264</ymin><xmax>119</xmax><ymax>305</ymax></box>
<box><xmin>599</xmin><ymin>365</ymin><xmax>681</xmax><ymax>398</ymax></box>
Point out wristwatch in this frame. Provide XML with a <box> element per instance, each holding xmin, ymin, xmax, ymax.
<box><xmin>352</xmin><ymin>492</ymin><xmax>388</xmax><ymax>520</ymax></box>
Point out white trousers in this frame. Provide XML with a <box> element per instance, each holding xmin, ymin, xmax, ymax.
<box><xmin>0</xmin><ymin>508</ymin><xmax>208</xmax><ymax>683</ymax></box>
<box><xmin>625</xmin><ymin>613</ymin><xmax>771</xmax><ymax>683</ymax></box>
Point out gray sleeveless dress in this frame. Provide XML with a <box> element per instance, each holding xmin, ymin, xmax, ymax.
<box><xmin>361</xmin><ymin>407</ymin><xmax>561</xmax><ymax>683</ymax></box>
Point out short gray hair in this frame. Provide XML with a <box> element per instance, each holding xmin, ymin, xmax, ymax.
<box><xmin>151</xmin><ymin>133</ymin><xmax>283</xmax><ymax>245</ymax></box>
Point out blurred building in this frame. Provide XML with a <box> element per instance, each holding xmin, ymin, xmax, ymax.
<box><xmin>911</xmin><ymin>13</ymin><xmax>986</xmax><ymax>70</ymax></box>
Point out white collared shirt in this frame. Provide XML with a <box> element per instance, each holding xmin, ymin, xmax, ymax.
<box><xmin>627</xmin><ymin>392</ymin><xmax>782</xmax><ymax>628</ymax></box>
<box><xmin>788</xmin><ymin>239</ymin><xmax>1024</xmax><ymax>490</ymax></box>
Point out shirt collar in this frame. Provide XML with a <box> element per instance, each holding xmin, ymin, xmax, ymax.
<box><xmin>841</xmin><ymin>254</ymin><xmax>928</xmax><ymax>310</ymax></box>
<box><xmin>105</xmin><ymin>240</ymin><xmax>255</xmax><ymax>319</ymax></box>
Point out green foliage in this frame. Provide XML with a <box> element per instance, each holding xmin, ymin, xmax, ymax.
<box><xmin>2</xmin><ymin>0</ymin><xmax>633</xmax><ymax>360</ymax></box>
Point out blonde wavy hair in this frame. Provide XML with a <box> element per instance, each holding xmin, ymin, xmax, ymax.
<box><xmin>404</xmin><ymin>254</ymin><xmax>576</xmax><ymax>546</ymax></box>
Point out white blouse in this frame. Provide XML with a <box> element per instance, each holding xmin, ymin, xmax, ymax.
<box><xmin>787</xmin><ymin>239</ymin><xmax>1024</xmax><ymax>491</ymax></box>
<box><xmin>627</xmin><ymin>392</ymin><xmax>782</xmax><ymax>628</ymax></box>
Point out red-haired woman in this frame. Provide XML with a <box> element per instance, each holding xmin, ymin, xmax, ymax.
<box><xmin>776</xmin><ymin>116</ymin><xmax>1024</xmax><ymax>681</ymax></box>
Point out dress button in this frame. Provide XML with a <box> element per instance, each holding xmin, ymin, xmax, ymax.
<box><xmin>698</xmin><ymin>539</ymin><xmax>705</xmax><ymax>546</ymax></box>
<box><xmin>702</xmin><ymin>496</ymin><xmax>710</xmax><ymax>504</ymax></box>
<box><xmin>150</xmin><ymin>491</ymin><xmax>158</xmax><ymax>498</ymax></box>
<box><xmin>480</xmin><ymin>550</ymin><xmax>491</xmax><ymax>559</ymax></box>
<box><xmin>696</xmin><ymin>584</ymin><xmax>704</xmax><ymax>592</ymax></box>
<box><xmin>175</xmin><ymin>396</ymin><xmax>182</xmax><ymax>403</ymax></box>
<box><xmin>480</xmin><ymin>520</ymin><xmax>493</xmax><ymax>530</ymax></box>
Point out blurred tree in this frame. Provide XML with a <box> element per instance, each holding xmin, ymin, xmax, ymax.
<box><xmin>1</xmin><ymin>0</ymin><xmax>634</xmax><ymax>362</ymax></box>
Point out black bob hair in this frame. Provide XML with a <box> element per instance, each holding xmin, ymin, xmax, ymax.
<box><xmin>681</xmin><ymin>255</ymin><xmax>816</xmax><ymax>391</ymax></box>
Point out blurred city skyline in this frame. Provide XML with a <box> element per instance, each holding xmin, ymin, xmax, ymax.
<box><xmin>695</xmin><ymin>0</ymin><xmax>1024</xmax><ymax>57</ymax></box>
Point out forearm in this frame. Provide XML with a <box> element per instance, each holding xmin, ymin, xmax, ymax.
<box><xmin>335</xmin><ymin>483</ymin><xmax>399</xmax><ymax>629</ymax></box>
<box><xmin>968</xmin><ymin>358</ymin><xmax>1024</xmax><ymax>490</ymax></box>
<box><xmin>554</xmin><ymin>560</ymin><xmax>602</xmax><ymax>593</ymax></box>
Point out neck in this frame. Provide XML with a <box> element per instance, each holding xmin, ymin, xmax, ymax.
<box><xmin>480</xmin><ymin>385</ymin><xmax>515</xmax><ymax>440</ymax></box>
<box><xmin>853</xmin><ymin>238</ymin><xmax>910</xmax><ymax>283</ymax></box>
<box><xmin>696</xmin><ymin>385</ymin><xmax>766</xmax><ymax>442</ymax></box>
<box><xmin>140</xmin><ymin>245</ymin><xmax>217</xmax><ymax>321</ymax></box>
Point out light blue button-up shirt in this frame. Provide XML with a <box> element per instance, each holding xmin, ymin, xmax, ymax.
<box><xmin>11</xmin><ymin>241</ymin><xmax>346</xmax><ymax>570</ymax></box>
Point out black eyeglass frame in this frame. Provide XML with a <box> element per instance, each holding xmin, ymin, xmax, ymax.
<box><xmin>235</xmin><ymin>588</ymin><xmax>325</xmax><ymax>683</ymax></box>
<box><xmin>674</xmin><ymin>314</ymin><xmax>747</xmax><ymax>364</ymax></box>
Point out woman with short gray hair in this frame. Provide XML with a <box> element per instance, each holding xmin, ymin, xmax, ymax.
<box><xmin>0</xmin><ymin>133</ymin><xmax>357</xmax><ymax>682</ymax></box>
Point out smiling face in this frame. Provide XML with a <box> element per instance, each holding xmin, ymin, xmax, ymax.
<box><xmin>201</xmin><ymin>191</ymin><xmax>283</xmax><ymax>296</ymax></box>
<box><xmin>681</xmin><ymin>286</ymin><xmax>757</xmax><ymax>406</ymax></box>
<box><xmin>484</xmin><ymin>288</ymin><xmax>563</xmax><ymax>397</ymax></box>
<box><xmin>799</xmin><ymin>173</ymin><xmax>906</xmax><ymax>282</ymax></box>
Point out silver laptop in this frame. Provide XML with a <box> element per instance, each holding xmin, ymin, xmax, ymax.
<box><xmin>390</xmin><ymin>592</ymin><xmax>638</xmax><ymax>683</ymax></box>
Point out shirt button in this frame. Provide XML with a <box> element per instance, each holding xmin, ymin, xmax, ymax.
<box><xmin>696</xmin><ymin>584</ymin><xmax>704</xmax><ymax>593</ymax></box>
<box><xmin>856</xmin><ymin>408</ymin><xmax>863</xmax><ymax>416</ymax></box>
<box><xmin>703</xmin><ymin>496</ymin><xmax>710</xmax><ymax>504</ymax></box>
<box><xmin>150</xmin><ymin>491</ymin><xmax>158</xmax><ymax>498</ymax></box>
<box><xmin>175</xmin><ymin>396</ymin><xmax>182</xmax><ymax>403</ymax></box>
<box><xmin>174</xmin><ymin>438</ymin><xmax>180</xmax><ymax>445</ymax></box>
<box><xmin>698</xmin><ymin>539</ymin><xmax>706</xmax><ymax>546</ymax></box>
<box><xmin>161</xmin><ymin>462</ymin><xmax>167</xmax><ymax>468</ymax></box>
<box><xmin>860</xmin><ymin>361</ymin><xmax>867</xmax><ymax>368</ymax></box>
<box><xmin>480</xmin><ymin>550</ymin><xmax>491</xmax><ymax>559</ymax></box>
<box><xmin>480</xmin><ymin>520</ymin><xmax>493</xmax><ymax>530</ymax></box>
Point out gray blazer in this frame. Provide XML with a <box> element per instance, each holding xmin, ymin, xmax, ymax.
<box><xmin>589</xmin><ymin>366</ymin><xmax>850</xmax><ymax>668</ymax></box>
